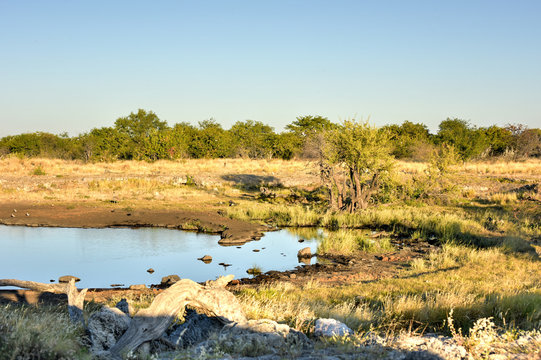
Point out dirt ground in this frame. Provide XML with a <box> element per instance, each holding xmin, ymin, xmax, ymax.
<box><xmin>0</xmin><ymin>201</ymin><xmax>265</xmax><ymax>245</ymax></box>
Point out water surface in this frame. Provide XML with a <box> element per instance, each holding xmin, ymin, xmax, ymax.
<box><xmin>0</xmin><ymin>225</ymin><xmax>319</xmax><ymax>288</ymax></box>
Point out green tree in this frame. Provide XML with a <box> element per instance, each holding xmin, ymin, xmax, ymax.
<box><xmin>271</xmin><ymin>132</ymin><xmax>297</xmax><ymax>160</ymax></box>
<box><xmin>114</xmin><ymin>109</ymin><xmax>169</xmax><ymax>159</ymax></box>
<box><xmin>189</xmin><ymin>119</ymin><xmax>233</xmax><ymax>158</ymax></box>
<box><xmin>229</xmin><ymin>120</ymin><xmax>276</xmax><ymax>159</ymax></box>
<box><xmin>383</xmin><ymin>121</ymin><xmax>432</xmax><ymax>159</ymax></box>
<box><xmin>167</xmin><ymin>122</ymin><xmax>198</xmax><ymax>159</ymax></box>
<box><xmin>322</xmin><ymin>119</ymin><xmax>394</xmax><ymax>212</ymax></box>
<box><xmin>285</xmin><ymin>115</ymin><xmax>335</xmax><ymax>158</ymax></box>
<box><xmin>436</xmin><ymin>118</ymin><xmax>488</xmax><ymax>159</ymax></box>
<box><xmin>0</xmin><ymin>132</ymin><xmax>80</xmax><ymax>159</ymax></box>
<box><xmin>483</xmin><ymin>125</ymin><xmax>513</xmax><ymax>156</ymax></box>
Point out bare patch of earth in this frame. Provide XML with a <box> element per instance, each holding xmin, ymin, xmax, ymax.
<box><xmin>0</xmin><ymin>201</ymin><xmax>265</xmax><ymax>245</ymax></box>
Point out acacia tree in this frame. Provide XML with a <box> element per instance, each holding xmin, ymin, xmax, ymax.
<box><xmin>321</xmin><ymin>119</ymin><xmax>394</xmax><ymax>212</ymax></box>
<box><xmin>286</xmin><ymin>115</ymin><xmax>335</xmax><ymax>158</ymax></box>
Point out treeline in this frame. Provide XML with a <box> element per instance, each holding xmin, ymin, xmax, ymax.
<box><xmin>0</xmin><ymin>109</ymin><xmax>539</xmax><ymax>161</ymax></box>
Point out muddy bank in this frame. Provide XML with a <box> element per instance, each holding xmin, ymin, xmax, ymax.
<box><xmin>0</xmin><ymin>202</ymin><xmax>265</xmax><ymax>245</ymax></box>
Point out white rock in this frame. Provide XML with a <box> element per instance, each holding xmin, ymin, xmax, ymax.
<box><xmin>314</xmin><ymin>318</ymin><xmax>353</xmax><ymax>337</ymax></box>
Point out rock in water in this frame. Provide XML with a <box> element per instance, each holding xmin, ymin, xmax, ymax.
<box><xmin>314</xmin><ymin>318</ymin><xmax>353</xmax><ymax>337</ymax></box>
<box><xmin>198</xmin><ymin>255</ymin><xmax>212</xmax><ymax>263</ymax></box>
<box><xmin>87</xmin><ymin>306</ymin><xmax>131</xmax><ymax>352</ymax></box>
<box><xmin>297</xmin><ymin>247</ymin><xmax>312</xmax><ymax>258</ymax></box>
<box><xmin>161</xmin><ymin>274</ymin><xmax>180</xmax><ymax>287</ymax></box>
<box><xmin>58</xmin><ymin>275</ymin><xmax>80</xmax><ymax>283</ymax></box>
<box><xmin>147</xmin><ymin>268</ymin><xmax>155</xmax><ymax>274</ymax></box>
<box><xmin>129</xmin><ymin>284</ymin><xmax>147</xmax><ymax>290</ymax></box>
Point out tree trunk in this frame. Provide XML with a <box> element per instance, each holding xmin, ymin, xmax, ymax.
<box><xmin>0</xmin><ymin>278</ymin><xmax>87</xmax><ymax>326</ymax></box>
<box><xmin>109</xmin><ymin>275</ymin><xmax>245</xmax><ymax>358</ymax></box>
<box><xmin>352</xmin><ymin>167</ymin><xmax>362</xmax><ymax>212</ymax></box>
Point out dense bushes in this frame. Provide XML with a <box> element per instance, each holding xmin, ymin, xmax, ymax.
<box><xmin>0</xmin><ymin>110</ymin><xmax>539</xmax><ymax>161</ymax></box>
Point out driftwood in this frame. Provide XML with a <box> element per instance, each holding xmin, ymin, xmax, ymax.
<box><xmin>0</xmin><ymin>278</ymin><xmax>88</xmax><ymax>326</ymax></box>
<box><xmin>109</xmin><ymin>274</ymin><xmax>244</xmax><ymax>358</ymax></box>
<box><xmin>1</xmin><ymin>275</ymin><xmax>247</xmax><ymax>358</ymax></box>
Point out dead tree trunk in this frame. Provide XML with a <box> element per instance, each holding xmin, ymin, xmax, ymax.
<box><xmin>109</xmin><ymin>275</ymin><xmax>245</xmax><ymax>358</ymax></box>
<box><xmin>0</xmin><ymin>278</ymin><xmax>87</xmax><ymax>326</ymax></box>
<box><xmin>1</xmin><ymin>275</ymin><xmax>245</xmax><ymax>359</ymax></box>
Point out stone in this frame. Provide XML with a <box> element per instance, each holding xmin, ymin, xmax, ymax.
<box><xmin>146</xmin><ymin>268</ymin><xmax>155</xmax><ymax>273</ymax></box>
<box><xmin>161</xmin><ymin>274</ymin><xmax>180</xmax><ymax>286</ymax></box>
<box><xmin>129</xmin><ymin>284</ymin><xmax>147</xmax><ymax>290</ymax></box>
<box><xmin>314</xmin><ymin>318</ymin><xmax>354</xmax><ymax>337</ymax></box>
<box><xmin>213</xmin><ymin>319</ymin><xmax>311</xmax><ymax>356</ymax></box>
<box><xmin>297</xmin><ymin>247</ymin><xmax>312</xmax><ymax>258</ymax></box>
<box><xmin>166</xmin><ymin>309</ymin><xmax>225</xmax><ymax>348</ymax></box>
<box><xmin>198</xmin><ymin>255</ymin><xmax>212</xmax><ymax>263</ymax></box>
<box><xmin>58</xmin><ymin>275</ymin><xmax>80</xmax><ymax>283</ymax></box>
<box><xmin>87</xmin><ymin>306</ymin><xmax>131</xmax><ymax>352</ymax></box>
<box><xmin>115</xmin><ymin>298</ymin><xmax>134</xmax><ymax>316</ymax></box>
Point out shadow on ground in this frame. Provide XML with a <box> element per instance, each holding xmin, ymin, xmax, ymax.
<box><xmin>221</xmin><ymin>174</ymin><xmax>282</xmax><ymax>191</ymax></box>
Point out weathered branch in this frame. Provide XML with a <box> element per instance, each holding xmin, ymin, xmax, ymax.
<box><xmin>109</xmin><ymin>274</ymin><xmax>244</xmax><ymax>358</ymax></box>
<box><xmin>0</xmin><ymin>279</ymin><xmax>70</xmax><ymax>293</ymax></box>
<box><xmin>0</xmin><ymin>278</ymin><xmax>88</xmax><ymax>326</ymax></box>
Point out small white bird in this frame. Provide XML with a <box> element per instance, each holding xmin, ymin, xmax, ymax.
<box><xmin>11</xmin><ymin>214</ymin><xmax>15</xmax><ymax>218</ymax></box>
<box><xmin>26</xmin><ymin>212</ymin><xmax>30</xmax><ymax>216</ymax></box>
<box><xmin>13</xmin><ymin>209</ymin><xmax>17</xmax><ymax>213</ymax></box>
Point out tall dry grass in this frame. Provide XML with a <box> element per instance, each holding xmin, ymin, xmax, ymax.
<box><xmin>237</xmin><ymin>244</ymin><xmax>541</xmax><ymax>334</ymax></box>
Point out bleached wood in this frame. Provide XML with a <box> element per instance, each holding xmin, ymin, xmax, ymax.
<box><xmin>110</xmin><ymin>275</ymin><xmax>244</xmax><ymax>358</ymax></box>
<box><xmin>0</xmin><ymin>278</ymin><xmax>88</xmax><ymax>325</ymax></box>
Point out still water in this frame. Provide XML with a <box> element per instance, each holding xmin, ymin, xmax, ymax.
<box><xmin>0</xmin><ymin>225</ymin><xmax>320</xmax><ymax>288</ymax></box>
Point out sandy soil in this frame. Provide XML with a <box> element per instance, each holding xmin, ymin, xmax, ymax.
<box><xmin>0</xmin><ymin>201</ymin><xmax>265</xmax><ymax>245</ymax></box>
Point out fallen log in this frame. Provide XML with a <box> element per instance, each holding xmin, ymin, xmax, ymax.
<box><xmin>109</xmin><ymin>274</ymin><xmax>245</xmax><ymax>358</ymax></box>
<box><xmin>0</xmin><ymin>278</ymin><xmax>88</xmax><ymax>326</ymax></box>
<box><xmin>1</xmin><ymin>275</ymin><xmax>246</xmax><ymax>358</ymax></box>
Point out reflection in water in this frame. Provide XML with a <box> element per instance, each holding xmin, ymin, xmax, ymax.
<box><xmin>0</xmin><ymin>226</ymin><xmax>320</xmax><ymax>288</ymax></box>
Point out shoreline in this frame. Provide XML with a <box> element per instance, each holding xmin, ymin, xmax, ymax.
<box><xmin>0</xmin><ymin>201</ymin><xmax>266</xmax><ymax>246</ymax></box>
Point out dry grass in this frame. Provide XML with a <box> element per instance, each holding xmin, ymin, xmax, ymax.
<box><xmin>237</xmin><ymin>244</ymin><xmax>541</xmax><ymax>335</ymax></box>
<box><xmin>0</xmin><ymin>304</ymin><xmax>90</xmax><ymax>359</ymax></box>
<box><xmin>396</xmin><ymin>158</ymin><xmax>541</xmax><ymax>177</ymax></box>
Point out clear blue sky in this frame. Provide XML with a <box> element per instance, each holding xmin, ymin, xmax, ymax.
<box><xmin>0</xmin><ymin>0</ymin><xmax>539</xmax><ymax>137</ymax></box>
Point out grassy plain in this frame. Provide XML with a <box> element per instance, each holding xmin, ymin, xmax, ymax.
<box><xmin>0</xmin><ymin>156</ymin><xmax>540</xmax><ymax>358</ymax></box>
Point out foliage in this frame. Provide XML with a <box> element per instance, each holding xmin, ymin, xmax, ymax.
<box><xmin>383</xmin><ymin>121</ymin><xmax>432</xmax><ymax>160</ymax></box>
<box><xmin>436</xmin><ymin>118</ymin><xmax>490</xmax><ymax>159</ymax></box>
<box><xmin>428</xmin><ymin>143</ymin><xmax>460</xmax><ymax>177</ymax></box>
<box><xmin>285</xmin><ymin>115</ymin><xmax>335</xmax><ymax>158</ymax></box>
<box><xmin>0</xmin><ymin>111</ymin><xmax>539</xmax><ymax>162</ymax></box>
<box><xmin>321</xmin><ymin>119</ymin><xmax>395</xmax><ymax>212</ymax></box>
<box><xmin>229</xmin><ymin>120</ymin><xmax>276</xmax><ymax>159</ymax></box>
<box><xmin>189</xmin><ymin>119</ymin><xmax>233</xmax><ymax>158</ymax></box>
<box><xmin>114</xmin><ymin>109</ymin><xmax>169</xmax><ymax>160</ymax></box>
